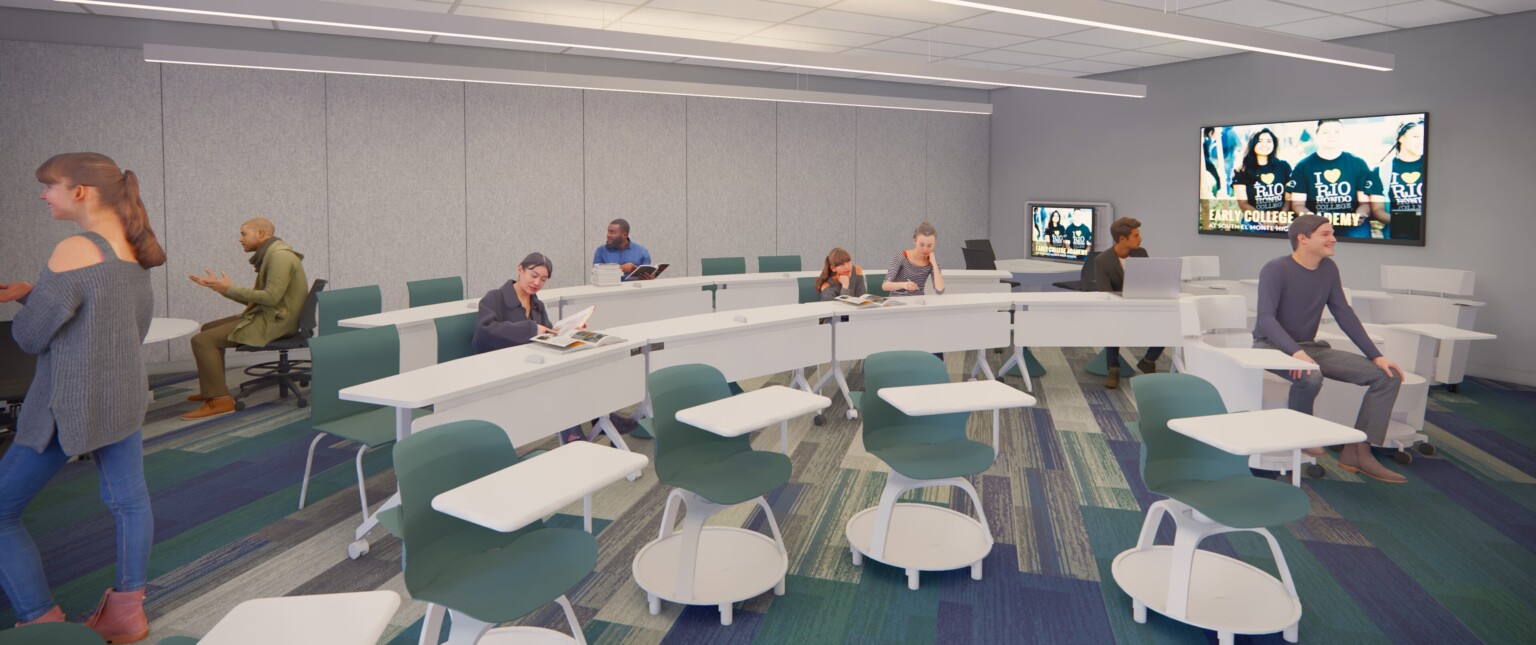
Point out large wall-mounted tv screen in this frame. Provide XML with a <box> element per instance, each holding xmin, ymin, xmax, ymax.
<box><xmin>1198</xmin><ymin>113</ymin><xmax>1426</xmax><ymax>245</ymax></box>
<box><xmin>1030</xmin><ymin>204</ymin><xmax>1096</xmax><ymax>261</ymax></box>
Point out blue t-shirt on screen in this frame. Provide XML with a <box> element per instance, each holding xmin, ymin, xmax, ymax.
<box><xmin>593</xmin><ymin>241</ymin><xmax>653</xmax><ymax>281</ymax></box>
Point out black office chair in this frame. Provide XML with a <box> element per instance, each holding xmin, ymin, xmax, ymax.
<box><xmin>232</xmin><ymin>279</ymin><xmax>327</xmax><ymax>411</ymax></box>
<box><xmin>960</xmin><ymin>246</ymin><xmax>1021</xmax><ymax>289</ymax></box>
<box><xmin>0</xmin><ymin>321</ymin><xmax>37</xmax><ymax>436</ymax></box>
<box><xmin>963</xmin><ymin>239</ymin><xmax>993</xmax><ymax>254</ymax></box>
<box><xmin>1052</xmin><ymin>251</ymin><xmax>1100</xmax><ymax>291</ymax></box>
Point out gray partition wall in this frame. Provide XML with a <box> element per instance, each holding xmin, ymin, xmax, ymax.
<box><xmin>0</xmin><ymin>39</ymin><xmax>990</xmax><ymax>348</ymax></box>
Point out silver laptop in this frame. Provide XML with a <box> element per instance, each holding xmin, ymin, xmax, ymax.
<box><xmin>1121</xmin><ymin>257</ymin><xmax>1184</xmax><ymax>300</ymax></box>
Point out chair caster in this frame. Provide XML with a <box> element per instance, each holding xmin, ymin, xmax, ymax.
<box><xmin>813</xmin><ymin>414</ymin><xmax>826</xmax><ymax>426</ymax></box>
<box><xmin>846</xmin><ymin>409</ymin><xmax>858</xmax><ymax>420</ymax></box>
<box><xmin>1416</xmin><ymin>443</ymin><xmax>1437</xmax><ymax>456</ymax></box>
<box><xmin>1393</xmin><ymin>451</ymin><xmax>1414</xmax><ymax>465</ymax></box>
<box><xmin>233</xmin><ymin>400</ymin><xmax>246</xmax><ymax>411</ymax></box>
<box><xmin>347</xmin><ymin>539</ymin><xmax>369</xmax><ymax>559</ymax></box>
<box><xmin>296</xmin><ymin>398</ymin><xmax>308</xmax><ymax>408</ymax></box>
<box><xmin>1304</xmin><ymin>463</ymin><xmax>1326</xmax><ymax>479</ymax></box>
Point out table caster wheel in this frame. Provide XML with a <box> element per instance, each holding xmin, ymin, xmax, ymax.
<box><xmin>1393</xmin><ymin>451</ymin><xmax>1413</xmax><ymax>465</ymax></box>
<box><xmin>297</xmin><ymin>399</ymin><xmax>308</xmax><ymax>408</ymax></box>
<box><xmin>846</xmin><ymin>409</ymin><xmax>858</xmax><ymax>420</ymax></box>
<box><xmin>233</xmin><ymin>400</ymin><xmax>246</xmax><ymax>411</ymax></box>
<box><xmin>1305</xmin><ymin>463</ymin><xmax>1326</xmax><ymax>479</ymax></box>
<box><xmin>347</xmin><ymin>539</ymin><xmax>369</xmax><ymax>559</ymax></box>
<box><xmin>1416</xmin><ymin>443</ymin><xmax>1437</xmax><ymax>456</ymax></box>
<box><xmin>813</xmin><ymin>414</ymin><xmax>826</xmax><ymax>426</ymax></box>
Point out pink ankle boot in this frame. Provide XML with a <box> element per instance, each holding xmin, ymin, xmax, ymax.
<box><xmin>84</xmin><ymin>588</ymin><xmax>149</xmax><ymax>644</ymax></box>
<box><xmin>15</xmin><ymin>604</ymin><xmax>65</xmax><ymax>627</ymax></box>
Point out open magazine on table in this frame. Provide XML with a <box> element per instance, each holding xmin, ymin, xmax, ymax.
<box><xmin>531</xmin><ymin>305</ymin><xmax>624</xmax><ymax>351</ymax></box>
<box><xmin>835</xmin><ymin>294</ymin><xmax>904</xmax><ymax>308</ymax></box>
<box><xmin>625</xmin><ymin>263</ymin><xmax>669</xmax><ymax>280</ymax></box>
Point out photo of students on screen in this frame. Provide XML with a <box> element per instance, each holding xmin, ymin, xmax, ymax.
<box><xmin>1046</xmin><ymin>210</ymin><xmax>1067</xmax><ymax>251</ymax></box>
<box><xmin>1232</xmin><ymin>128</ymin><xmax>1293</xmax><ymax>231</ymax></box>
<box><xmin>1285</xmin><ymin>119</ymin><xmax>1383</xmax><ymax>239</ymax></box>
<box><xmin>1380</xmin><ymin>120</ymin><xmax>1425</xmax><ymax>241</ymax></box>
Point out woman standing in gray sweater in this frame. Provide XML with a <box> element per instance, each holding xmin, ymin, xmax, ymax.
<box><xmin>0</xmin><ymin>153</ymin><xmax>164</xmax><ymax>642</ymax></box>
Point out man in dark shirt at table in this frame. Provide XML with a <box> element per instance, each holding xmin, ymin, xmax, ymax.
<box><xmin>1092</xmin><ymin>217</ymin><xmax>1163</xmax><ymax>389</ymax></box>
<box><xmin>1254</xmin><ymin>214</ymin><xmax>1405</xmax><ymax>483</ymax></box>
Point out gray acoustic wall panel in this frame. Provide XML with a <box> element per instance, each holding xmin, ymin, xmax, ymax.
<box><xmin>0</xmin><ymin>41</ymin><xmax>168</xmax><ymax>360</ymax></box>
<box><xmin>161</xmin><ymin>64</ymin><xmax>327</xmax><ymax>361</ymax></box>
<box><xmin>685</xmin><ymin>97</ymin><xmax>776</xmax><ymax>276</ymax></box>
<box><xmin>465</xmin><ymin>84</ymin><xmax>584</xmax><ymax>297</ymax></box>
<box><xmin>326</xmin><ymin>75</ymin><xmax>466</xmax><ymax>312</ymax></box>
<box><xmin>926</xmin><ymin>113</ymin><xmax>990</xmax><ymax>271</ymax></box>
<box><xmin>856</xmin><ymin>108</ymin><xmax>928</xmax><ymax>282</ymax></box>
<box><xmin>583</xmin><ymin>91</ymin><xmax>687</xmax><ymax>275</ymax></box>
<box><xmin>775</xmin><ymin>103</ymin><xmax>856</xmax><ymax>276</ymax></box>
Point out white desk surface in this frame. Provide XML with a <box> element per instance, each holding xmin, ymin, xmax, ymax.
<box><xmin>432</xmin><ymin>442</ymin><xmax>649</xmax><ymax>532</ymax></box>
<box><xmin>556</xmin><ymin>275</ymin><xmax>717</xmax><ymax>299</ymax></box>
<box><xmin>340</xmin><ymin>297</ymin><xmax>476</xmax><ymax>329</ymax></box>
<box><xmin>198</xmin><ymin>591</ymin><xmax>400</xmax><ymax>645</ymax></box>
<box><xmin>1208</xmin><ymin>348</ymin><xmax>1318</xmax><ymax>371</ymax></box>
<box><xmin>676</xmin><ymin>386</ymin><xmax>832</xmax><ymax>437</ymax></box>
<box><xmin>1347</xmin><ymin>289</ymin><xmax>1394</xmax><ymax>300</ymax></box>
<box><xmin>878</xmin><ymin>380</ymin><xmax>1038</xmax><ymax>416</ymax></box>
<box><xmin>994</xmin><ymin>258</ymin><xmax>1083</xmax><ymax>274</ymax></box>
<box><xmin>604</xmin><ymin>302</ymin><xmax>837</xmax><ymax>343</ymax></box>
<box><xmin>339</xmin><ymin>338</ymin><xmax>643</xmax><ymax>409</ymax></box>
<box><xmin>1388</xmin><ymin>323</ymin><xmax>1496</xmax><ymax>341</ymax></box>
<box><xmin>144</xmin><ymin>318</ymin><xmax>198</xmax><ymax>344</ymax></box>
<box><xmin>1167</xmin><ymin>409</ymin><xmax>1365</xmax><ymax>456</ymax></box>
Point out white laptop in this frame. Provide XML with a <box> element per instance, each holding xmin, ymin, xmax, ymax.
<box><xmin>1121</xmin><ymin>257</ymin><xmax>1184</xmax><ymax>300</ymax></box>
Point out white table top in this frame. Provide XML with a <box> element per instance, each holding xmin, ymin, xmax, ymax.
<box><xmin>198</xmin><ymin>591</ymin><xmax>401</xmax><ymax>645</ymax></box>
<box><xmin>1388</xmin><ymin>323</ymin><xmax>1496</xmax><ymax>341</ymax></box>
<box><xmin>1206</xmin><ymin>347</ymin><xmax>1318</xmax><ymax>371</ymax></box>
<box><xmin>340</xmin><ymin>297</ymin><xmax>477</xmax><ymax>329</ymax></box>
<box><xmin>603</xmin><ymin>302</ymin><xmax>838</xmax><ymax>344</ymax></box>
<box><xmin>339</xmin><ymin>338</ymin><xmax>643</xmax><ymax>409</ymax></box>
<box><xmin>1346</xmin><ymin>289</ymin><xmax>1394</xmax><ymax>300</ymax></box>
<box><xmin>994</xmin><ymin>258</ymin><xmax>1083</xmax><ymax>274</ymax></box>
<box><xmin>433</xmin><ymin>442</ymin><xmax>649</xmax><ymax>532</ymax></box>
<box><xmin>676</xmin><ymin>386</ymin><xmax>832</xmax><ymax>437</ymax></box>
<box><xmin>144</xmin><ymin>318</ymin><xmax>198</xmax><ymax>344</ymax></box>
<box><xmin>878</xmin><ymin>380</ymin><xmax>1038</xmax><ymax>416</ymax></box>
<box><xmin>1167</xmin><ymin>409</ymin><xmax>1365</xmax><ymax>455</ymax></box>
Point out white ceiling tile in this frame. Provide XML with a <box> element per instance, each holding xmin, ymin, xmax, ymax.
<box><xmin>1017</xmin><ymin>66</ymin><xmax>1088</xmax><ymax>77</ymax></box>
<box><xmin>959</xmin><ymin>49</ymin><xmax>1067</xmax><ymax>67</ymax></box>
<box><xmin>866</xmin><ymin>38</ymin><xmax>984</xmax><ymax>58</ymax></box>
<box><xmin>1267</xmin><ymin>15</ymin><xmax>1396</xmax><ymax>39</ymax></box>
<box><xmin>562</xmin><ymin>48</ymin><xmax>683</xmax><ymax>63</ymax></box>
<box><xmin>1054</xmin><ymin>27</ymin><xmax>1177</xmax><ymax>48</ymax></box>
<box><xmin>938</xmin><ymin>58</ymin><xmax>1020</xmax><ymax>71</ymax></box>
<box><xmin>1104</xmin><ymin>0</ymin><xmax>1225</xmax><ymax>10</ymax></box>
<box><xmin>674</xmin><ymin>57</ymin><xmax>781</xmax><ymax>70</ymax></box>
<box><xmin>1182</xmin><ymin>0</ymin><xmax>1329</xmax><ymax>28</ymax></box>
<box><xmin>1349</xmin><ymin>0</ymin><xmax>1491</xmax><ymax>28</ymax></box>
<box><xmin>1042</xmin><ymin>58</ymin><xmax>1136</xmax><ymax>74</ymax></box>
<box><xmin>904</xmin><ymin>25</ymin><xmax>1031</xmax><ymax>48</ymax></box>
<box><xmin>751</xmin><ymin>23</ymin><xmax>889</xmax><ymax>47</ymax></box>
<box><xmin>325</xmin><ymin>0</ymin><xmax>452</xmax><ymax>12</ymax></box>
<box><xmin>826</xmin><ymin>0</ymin><xmax>988</xmax><ymax>23</ymax></box>
<box><xmin>1005</xmin><ymin>39</ymin><xmax>1119</xmax><ymax>58</ymax></box>
<box><xmin>0</xmin><ymin>0</ymin><xmax>86</xmax><ymax>12</ymax></box>
<box><xmin>769</xmin><ymin>0</ymin><xmax>841</xmax><ymax>7</ymax></box>
<box><xmin>459</xmin><ymin>0</ymin><xmax>633</xmax><ymax>22</ymax></box>
<box><xmin>1089</xmin><ymin>49</ymin><xmax>1187</xmax><ymax>67</ymax></box>
<box><xmin>276</xmin><ymin>22</ymin><xmax>433</xmax><ymax>40</ymax></box>
<box><xmin>618</xmin><ymin>7</ymin><xmax>774</xmax><ymax>35</ymax></box>
<box><xmin>453</xmin><ymin>5</ymin><xmax>607</xmax><ymax>28</ymax></box>
<box><xmin>644</xmin><ymin>0</ymin><xmax>813</xmax><ymax>22</ymax></box>
<box><xmin>788</xmin><ymin>9</ymin><xmax>931</xmax><ymax>36</ymax></box>
<box><xmin>83</xmin><ymin>5</ymin><xmax>275</xmax><ymax>28</ymax></box>
<box><xmin>948</xmin><ymin>12</ymin><xmax>1094</xmax><ymax>38</ymax></box>
<box><xmin>1277</xmin><ymin>0</ymin><xmax>1416</xmax><ymax>12</ymax></box>
<box><xmin>604</xmin><ymin>22</ymin><xmax>741</xmax><ymax>41</ymax></box>
<box><xmin>735</xmin><ymin>36</ymin><xmax>850</xmax><ymax>52</ymax></box>
<box><xmin>1137</xmin><ymin>40</ymin><xmax>1236</xmax><ymax>58</ymax></box>
<box><xmin>431</xmin><ymin>35</ymin><xmax>567</xmax><ymax>51</ymax></box>
<box><xmin>1447</xmin><ymin>0</ymin><xmax>1536</xmax><ymax>12</ymax></box>
<box><xmin>840</xmin><ymin>48</ymin><xmax>939</xmax><ymax>63</ymax></box>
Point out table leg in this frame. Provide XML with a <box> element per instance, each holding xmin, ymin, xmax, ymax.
<box><xmin>1291</xmin><ymin>450</ymin><xmax>1302</xmax><ymax>487</ymax></box>
<box><xmin>992</xmin><ymin>408</ymin><xmax>1000</xmax><ymax>449</ymax></box>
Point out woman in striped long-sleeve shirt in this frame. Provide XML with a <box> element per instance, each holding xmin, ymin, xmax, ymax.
<box><xmin>884</xmin><ymin>221</ymin><xmax>945</xmax><ymax>297</ymax></box>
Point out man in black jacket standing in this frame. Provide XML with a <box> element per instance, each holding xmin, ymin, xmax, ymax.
<box><xmin>1093</xmin><ymin>217</ymin><xmax>1164</xmax><ymax>389</ymax></box>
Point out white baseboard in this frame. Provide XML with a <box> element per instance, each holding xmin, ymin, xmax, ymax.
<box><xmin>1466</xmin><ymin>363</ymin><xmax>1536</xmax><ymax>388</ymax></box>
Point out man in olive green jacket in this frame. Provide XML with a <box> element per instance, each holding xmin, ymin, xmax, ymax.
<box><xmin>183</xmin><ymin>217</ymin><xmax>308</xmax><ymax>420</ymax></box>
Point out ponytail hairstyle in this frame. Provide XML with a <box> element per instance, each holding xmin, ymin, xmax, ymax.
<box><xmin>816</xmin><ymin>247</ymin><xmax>852</xmax><ymax>292</ymax></box>
<box><xmin>35</xmin><ymin>153</ymin><xmax>166</xmax><ymax>269</ymax></box>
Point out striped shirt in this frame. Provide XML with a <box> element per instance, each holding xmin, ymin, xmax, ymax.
<box><xmin>884</xmin><ymin>251</ymin><xmax>944</xmax><ymax>297</ymax></box>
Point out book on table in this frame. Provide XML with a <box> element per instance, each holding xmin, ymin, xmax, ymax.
<box><xmin>624</xmin><ymin>263</ymin><xmax>669</xmax><ymax>280</ymax></box>
<box><xmin>531</xmin><ymin>306</ymin><xmax>624</xmax><ymax>351</ymax></box>
<box><xmin>835</xmin><ymin>294</ymin><xmax>904</xmax><ymax>308</ymax></box>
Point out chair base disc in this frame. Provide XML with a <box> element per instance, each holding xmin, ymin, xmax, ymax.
<box><xmin>479</xmin><ymin>626</ymin><xmax>578</xmax><ymax>645</ymax></box>
<box><xmin>1111</xmin><ymin>546</ymin><xmax>1301</xmax><ymax>636</ymax></box>
<box><xmin>633</xmin><ymin>527</ymin><xmax>787</xmax><ymax>606</ymax></box>
<box><xmin>845</xmin><ymin>503</ymin><xmax>990</xmax><ymax>572</ymax></box>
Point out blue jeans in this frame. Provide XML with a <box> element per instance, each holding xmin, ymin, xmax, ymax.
<box><xmin>0</xmin><ymin>431</ymin><xmax>152</xmax><ymax>622</ymax></box>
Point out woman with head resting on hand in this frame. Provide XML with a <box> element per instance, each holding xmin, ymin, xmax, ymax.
<box><xmin>816</xmin><ymin>247</ymin><xmax>866</xmax><ymax>301</ymax></box>
<box><xmin>884</xmin><ymin>221</ymin><xmax>945</xmax><ymax>297</ymax></box>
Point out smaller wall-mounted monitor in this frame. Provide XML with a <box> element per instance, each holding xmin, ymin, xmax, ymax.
<box><xmin>1029</xmin><ymin>204</ymin><xmax>1096</xmax><ymax>261</ymax></box>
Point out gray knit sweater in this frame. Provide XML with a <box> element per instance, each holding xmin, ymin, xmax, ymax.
<box><xmin>12</xmin><ymin>232</ymin><xmax>153</xmax><ymax>455</ymax></box>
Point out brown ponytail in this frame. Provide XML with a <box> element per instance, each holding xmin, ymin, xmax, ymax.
<box><xmin>816</xmin><ymin>247</ymin><xmax>852</xmax><ymax>292</ymax></box>
<box><xmin>36</xmin><ymin>153</ymin><xmax>166</xmax><ymax>269</ymax></box>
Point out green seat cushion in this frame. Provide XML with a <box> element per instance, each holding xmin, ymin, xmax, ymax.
<box><xmin>413</xmin><ymin>527</ymin><xmax>597</xmax><ymax>624</ymax></box>
<box><xmin>157</xmin><ymin>638</ymin><xmax>201</xmax><ymax>645</ymax></box>
<box><xmin>659</xmin><ymin>443</ymin><xmax>791</xmax><ymax>506</ymax></box>
<box><xmin>313</xmin><ymin>407</ymin><xmax>427</xmax><ymax>447</ymax></box>
<box><xmin>0</xmin><ymin>622</ymin><xmax>105</xmax><ymax>645</ymax></box>
<box><xmin>867</xmin><ymin>425</ymin><xmax>995</xmax><ymax>480</ymax></box>
<box><xmin>1157</xmin><ymin>475</ymin><xmax>1310</xmax><ymax>529</ymax></box>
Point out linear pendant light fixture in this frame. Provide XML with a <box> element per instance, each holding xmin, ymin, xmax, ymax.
<box><xmin>931</xmin><ymin>0</ymin><xmax>1394</xmax><ymax>71</ymax></box>
<box><xmin>143</xmin><ymin>44</ymin><xmax>994</xmax><ymax>114</ymax></box>
<box><xmin>66</xmin><ymin>0</ymin><xmax>1146</xmax><ymax>97</ymax></box>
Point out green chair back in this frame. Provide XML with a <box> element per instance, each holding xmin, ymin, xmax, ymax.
<box><xmin>700</xmin><ymin>257</ymin><xmax>746</xmax><ymax>276</ymax></box>
<box><xmin>797</xmin><ymin>277</ymin><xmax>820</xmax><ymax>304</ymax></box>
<box><xmin>435</xmin><ymin>312</ymin><xmax>477</xmax><ymax>363</ymax></box>
<box><xmin>860</xmin><ymin>351</ymin><xmax>968</xmax><ymax>453</ymax></box>
<box><xmin>156</xmin><ymin>638</ymin><xmax>200</xmax><ymax>645</ymax></box>
<box><xmin>393</xmin><ymin>420</ymin><xmax>532</xmax><ymax>595</ymax></box>
<box><xmin>1131</xmin><ymin>373</ymin><xmax>1247</xmax><ymax>493</ymax></box>
<box><xmin>307</xmin><ymin>325</ymin><xmax>399</xmax><ymax>427</ymax></box>
<box><xmin>316</xmin><ymin>285</ymin><xmax>382</xmax><ymax>337</ymax></box>
<box><xmin>407</xmin><ymin>276</ymin><xmax>464</xmax><ymax>308</ymax></box>
<box><xmin>866</xmin><ymin>274</ymin><xmax>888</xmax><ymax>298</ymax></box>
<box><xmin>648</xmin><ymin>364</ymin><xmax>747</xmax><ymax>480</ymax></box>
<box><xmin>0</xmin><ymin>622</ymin><xmax>105</xmax><ymax>645</ymax></box>
<box><xmin>757</xmin><ymin>255</ymin><xmax>801</xmax><ymax>273</ymax></box>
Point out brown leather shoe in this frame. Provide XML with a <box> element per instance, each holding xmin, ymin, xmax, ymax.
<box><xmin>1105</xmin><ymin>367</ymin><xmax>1121</xmax><ymax>389</ymax></box>
<box><xmin>84</xmin><ymin>588</ymin><xmax>149</xmax><ymax>643</ymax></box>
<box><xmin>1137</xmin><ymin>358</ymin><xmax>1157</xmax><ymax>375</ymax></box>
<box><xmin>186</xmin><ymin>393</ymin><xmax>209</xmax><ymax>402</ymax></box>
<box><xmin>16</xmin><ymin>604</ymin><xmax>65</xmax><ymax>627</ymax></box>
<box><xmin>181</xmin><ymin>396</ymin><xmax>235</xmax><ymax>421</ymax></box>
